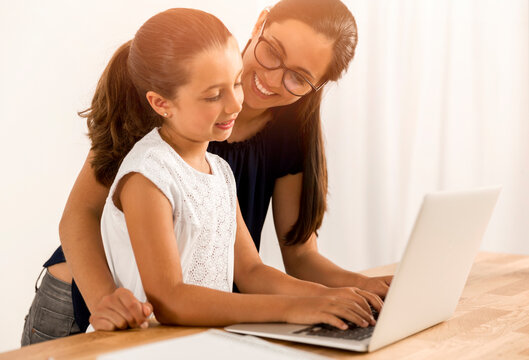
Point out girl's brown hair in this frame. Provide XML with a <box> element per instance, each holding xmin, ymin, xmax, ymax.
<box><xmin>268</xmin><ymin>0</ymin><xmax>358</xmax><ymax>245</ymax></box>
<box><xmin>81</xmin><ymin>8</ymin><xmax>232</xmax><ymax>186</ymax></box>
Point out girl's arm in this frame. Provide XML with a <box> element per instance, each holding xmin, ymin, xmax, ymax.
<box><xmin>120</xmin><ymin>172</ymin><xmax>379</xmax><ymax>329</ymax></box>
<box><xmin>59</xmin><ymin>151</ymin><xmax>151</xmax><ymax>329</ymax></box>
<box><xmin>232</xmin><ymin>195</ymin><xmax>382</xmax><ymax>319</ymax></box>
<box><xmin>272</xmin><ymin>173</ymin><xmax>393</xmax><ymax>297</ymax></box>
<box><xmin>232</xmin><ymin>198</ymin><xmax>380</xmax><ymax>310</ymax></box>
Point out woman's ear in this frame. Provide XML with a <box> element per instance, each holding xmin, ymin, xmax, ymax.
<box><xmin>251</xmin><ymin>8</ymin><xmax>271</xmax><ymax>38</ymax></box>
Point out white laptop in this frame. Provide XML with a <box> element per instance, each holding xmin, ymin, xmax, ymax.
<box><xmin>226</xmin><ymin>187</ymin><xmax>501</xmax><ymax>352</ymax></box>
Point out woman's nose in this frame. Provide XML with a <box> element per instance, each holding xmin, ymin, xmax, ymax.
<box><xmin>263</xmin><ymin>68</ymin><xmax>283</xmax><ymax>90</ymax></box>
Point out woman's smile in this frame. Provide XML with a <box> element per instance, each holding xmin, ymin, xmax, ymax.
<box><xmin>253</xmin><ymin>72</ymin><xmax>277</xmax><ymax>97</ymax></box>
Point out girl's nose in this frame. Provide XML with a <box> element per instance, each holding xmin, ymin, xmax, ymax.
<box><xmin>225</xmin><ymin>87</ymin><xmax>243</xmax><ymax>115</ymax></box>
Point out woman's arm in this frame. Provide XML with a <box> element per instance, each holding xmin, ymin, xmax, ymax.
<box><xmin>120</xmin><ymin>172</ymin><xmax>379</xmax><ymax>329</ymax></box>
<box><xmin>272</xmin><ymin>173</ymin><xmax>392</xmax><ymax>297</ymax></box>
<box><xmin>59</xmin><ymin>151</ymin><xmax>150</xmax><ymax>329</ymax></box>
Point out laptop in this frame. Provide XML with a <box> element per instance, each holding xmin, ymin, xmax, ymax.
<box><xmin>226</xmin><ymin>186</ymin><xmax>501</xmax><ymax>352</ymax></box>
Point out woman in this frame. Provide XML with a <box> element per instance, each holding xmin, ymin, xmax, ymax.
<box><xmin>42</xmin><ymin>0</ymin><xmax>391</xmax><ymax>334</ymax></box>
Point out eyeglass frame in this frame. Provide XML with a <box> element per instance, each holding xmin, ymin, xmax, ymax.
<box><xmin>253</xmin><ymin>18</ymin><xmax>328</xmax><ymax>97</ymax></box>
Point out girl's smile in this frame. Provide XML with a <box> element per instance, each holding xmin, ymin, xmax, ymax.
<box><xmin>215</xmin><ymin>118</ymin><xmax>236</xmax><ymax>130</ymax></box>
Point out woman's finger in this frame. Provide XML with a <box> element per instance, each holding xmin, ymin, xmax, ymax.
<box><xmin>89</xmin><ymin>315</ymin><xmax>115</xmax><ymax>331</ymax></box>
<box><xmin>101</xmin><ymin>294</ymin><xmax>136</xmax><ymax>328</ymax></box>
<box><xmin>90</xmin><ymin>307</ymin><xmax>127</xmax><ymax>331</ymax></box>
<box><xmin>116</xmin><ymin>290</ymin><xmax>146</xmax><ymax>327</ymax></box>
<box><xmin>142</xmin><ymin>302</ymin><xmax>153</xmax><ymax>317</ymax></box>
<box><xmin>99</xmin><ymin>306</ymin><xmax>129</xmax><ymax>330</ymax></box>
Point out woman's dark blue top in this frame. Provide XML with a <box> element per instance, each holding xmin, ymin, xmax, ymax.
<box><xmin>44</xmin><ymin>114</ymin><xmax>304</xmax><ymax>331</ymax></box>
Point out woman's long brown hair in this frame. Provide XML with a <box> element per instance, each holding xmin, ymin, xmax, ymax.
<box><xmin>268</xmin><ymin>0</ymin><xmax>358</xmax><ymax>245</ymax></box>
<box><xmin>80</xmin><ymin>9</ymin><xmax>232</xmax><ymax>187</ymax></box>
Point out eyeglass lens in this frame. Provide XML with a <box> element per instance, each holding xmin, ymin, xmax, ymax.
<box><xmin>255</xmin><ymin>40</ymin><xmax>312</xmax><ymax>96</ymax></box>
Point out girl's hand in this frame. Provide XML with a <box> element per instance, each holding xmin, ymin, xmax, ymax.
<box><xmin>89</xmin><ymin>288</ymin><xmax>153</xmax><ymax>331</ymax></box>
<box><xmin>284</xmin><ymin>291</ymin><xmax>379</xmax><ymax>330</ymax></box>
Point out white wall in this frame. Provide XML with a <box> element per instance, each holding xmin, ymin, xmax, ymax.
<box><xmin>1</xmin><ymin>0</ymin><xmax>528</xmax><ymax>353</ymax></box>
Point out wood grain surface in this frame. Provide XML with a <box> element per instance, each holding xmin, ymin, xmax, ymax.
<box><xmin>2</xmin><ymin>252</ymin><xmax>528</xmax><ymax>360</ymax></box>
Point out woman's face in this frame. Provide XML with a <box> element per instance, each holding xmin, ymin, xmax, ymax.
<box><xmin>241</xmin><ymin>18</ymin><xmax>334</xmax><ymax>111</ymax></box>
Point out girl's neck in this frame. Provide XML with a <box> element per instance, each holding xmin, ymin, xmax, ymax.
<box><xmin>158</xmin><ymin>125</ymin><xmax>211</xmax><ymax>174</ymax></box>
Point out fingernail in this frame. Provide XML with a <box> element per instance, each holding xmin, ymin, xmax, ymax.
<box><xmin>341</xmin><ymin>324</ymin><xmax>348</xmax><ymax>330</ymax></box>
<box><xmin>140</xmin><ymin>321</ymin><xmax>148</xmax><ymax>329</ymax></box>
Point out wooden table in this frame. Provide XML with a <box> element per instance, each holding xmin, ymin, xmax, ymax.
<box><xmin>2</xmin><ymin>252</ymin><xmax>529</xmax><ymax>360</ymax></box>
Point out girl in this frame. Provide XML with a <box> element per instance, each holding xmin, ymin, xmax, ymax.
<box><xmin>22</xmin><ymin>8</ymin><xmax>381</xmax><ymax>345</ymax></box>
<box><xmin>39</xmin><ymin>0</ymin><xmax>392</xmax><ymax>334</ymax></box>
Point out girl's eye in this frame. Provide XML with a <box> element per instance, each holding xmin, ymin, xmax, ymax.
<box><xmin>205</xmin><ymin>93</ymin><xmax>222</xmax><ymax>102</ymax></box>
<box><xmin>204</xmin><ymin>82</ymin><xmax>241</xmax><ymax>102</ymax></box>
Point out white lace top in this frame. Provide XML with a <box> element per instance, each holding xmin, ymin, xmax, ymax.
<box><xmin>100</xmin><ymin>128</ymin><xmax>237</xmax><ymax>303</ymax></box>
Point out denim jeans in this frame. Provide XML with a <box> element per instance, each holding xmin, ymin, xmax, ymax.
<box><xmin>21</xmin><ymin>269</ymin><xmax>81</xmax><ymax>346</ymax></box>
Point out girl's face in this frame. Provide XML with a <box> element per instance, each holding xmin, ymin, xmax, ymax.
<box><xmin>163</xmin><ymin>37</ymin><xmax>244</xmax><ymax>143</ymax></box>
<box><xmin>241</xmin><ymin>17</ymin><xmax>334</xmax><ymax>111</ymax></box>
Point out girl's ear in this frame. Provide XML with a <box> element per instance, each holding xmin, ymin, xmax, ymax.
<box><xmin>250</xmin><ymin>8</ymin><xmax>271</xmax><ymax>38</ymax></box>
<box><xmin>146</xmin><ymin>91</ymin><xmax>170</xmax><ymax>117</ymax></box>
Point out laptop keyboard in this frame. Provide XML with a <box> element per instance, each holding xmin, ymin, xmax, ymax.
<box><xmin>294</xmin><ymin>308</ymin><xmax>379</xmax><ymax>341</ymax></box>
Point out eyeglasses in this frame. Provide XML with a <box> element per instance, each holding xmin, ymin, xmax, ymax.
<box><xmin>253</xmin><ymin>19</ymin><xmax>327</xmax><ymax>97</ymax></box>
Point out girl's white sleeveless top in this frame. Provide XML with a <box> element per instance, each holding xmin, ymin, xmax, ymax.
<box><xmin>100</xmin><ymin>128</ymin><xmax>237</xmax><ymax>303</ymax></box>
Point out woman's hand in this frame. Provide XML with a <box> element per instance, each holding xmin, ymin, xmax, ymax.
<box><xmin>357</xmin><ymin>275</ymin><xmax>393</xmax><ymax>298</ymax></box>
<box><xmin>89</xmin><ymin>288</ymin><xmax>153</xmax><ymax>331</ymax></box>
<box><xmin>284</xmin><ymin>288</ymin><xmax>382</xmax><ymax>330</ymax></box>
<box><xmin>319</xmin><ymin>286</ymin><xmax>383</xmax><ymax>313</ymax></box>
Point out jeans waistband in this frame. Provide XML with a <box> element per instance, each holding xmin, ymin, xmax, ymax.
<box><xmin>38</xmin><ymin>269</ymin><xmax>72</xmax><ymax>301</ymax></box>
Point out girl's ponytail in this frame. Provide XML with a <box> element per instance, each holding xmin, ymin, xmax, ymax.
<box><xmin>80</xmin><ymin>40</ymin><xmax>162</xmax><ymax>187</ymax></box>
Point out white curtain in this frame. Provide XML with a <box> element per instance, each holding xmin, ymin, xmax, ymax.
<box><xmin>260</xmin><ymin>0</ymin><xmax>529</xmax><ymax>272</ymax></box>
